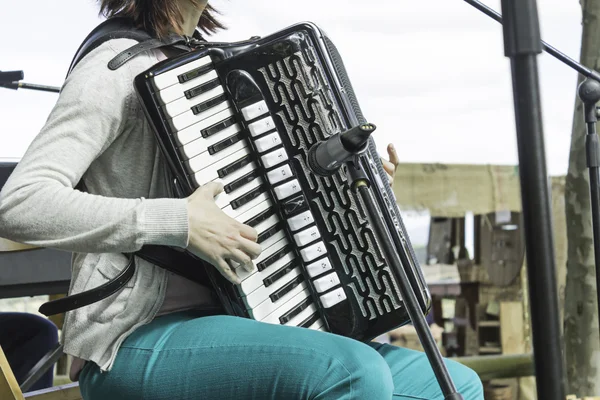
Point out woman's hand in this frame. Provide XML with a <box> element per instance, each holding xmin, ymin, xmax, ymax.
<box><xmin>381</xmin><ymin>143</ymin><xmax>400</xmax><ymax>187</ymax></box>
<box><xmin>185</xmin><ymin>182</ymin><xmax>261</xmax><ymax>285</ymax></box>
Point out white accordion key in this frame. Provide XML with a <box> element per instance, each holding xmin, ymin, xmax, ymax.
<box><xmin>254</xmin><ymin>132</ymin><xmax>282</xmax><ymax>153</ymax></box>
<box><xmin>273</xmin><ymin>179</ymin><xmax>301</xmax><ymax>201</ymax></box>
<box><xmin>319</xmin><ymin>287</ymin><xmax>347</xmax><ymax>308</ymax></box>
<box><xmin>162</xmin><ymin>86</ymin><xmax>225</xmax><ymax>118</ymax></box>
<box><xmin>287</xmin><ymin>211</ymin><xmax>314</xmax><ymax>232</ymax></box>
<box><xmin>248</xmin><ymin>116</ymin><xmax>276</xmax><ymax>137</ymax></box>
<box><xmin>222</xmin><ymin>193</ymin><xmax>270</xmax><ymax>220</ymax></box>
<box><xmin>266</xmin><ymin>164</ymin><xmax>292</xmax><ymax>185</ymax></box>
<box><xmin>248</xmin><ymin>282</ymin><xmax>309</xmax><ymax>321</ymax></box>
<box><xmin>175</xmin><ymin>108</ymin><xmax>235</xmax><ymax>146</ymax></box>
<box><xmin>170</xmin><ymin>100</ymin><xmax>231</xmax><ymax>132</ymax></box>
<box><xmin>241</xmin><ymin>100</ymin><xmax>269</xmax><ymax>121</ymax></box>
<box><xmin>180</xmin><ymin>123</ymin><xmax>242</xmax><ymax>160</ymax></box>
<box><xmin>313</xmin><ymin>272</ymin><xmax>341</xmax><ymax>293</ymax></box>
<box><xmin>293</xmin><ymin>226</ymin><xmax>321</xmax><ymax>247</ymax></box>
<box><xmin>151</xmin><ymin>55</ymin><xmax>213</xmax><ymax>90</ymax></box>
<box><xmin>284</xmin><ymin>303</ymin><xmax>318</xmax><ymax>327</ymax></box>
<box><xmin>157</xmin><ymin>70</ymin><xmax>219</xmax><ymax>104</ymax></box>
<box><xmin>300</xmin><ymin>241</ymin><xmax>327</xmax><ymax>263</ymax></box>
<box><xmin>214</xmin><ymin>177</ymin><xmax>264</xmax><ymax>209</ymax></box>
<box><xmin>187</xmin><ymin>140</ymin><xmax>247</xmax><ymax>174</ymax></box>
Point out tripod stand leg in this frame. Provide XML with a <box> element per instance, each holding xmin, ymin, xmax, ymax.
<box><xmin>354</xmin><ymin>182</ymin><xmax>463</xmax><ymax>399</ymax></box>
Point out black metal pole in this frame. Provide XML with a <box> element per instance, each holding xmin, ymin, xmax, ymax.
<box><xmin>0</xmin><ymin>81</ymin><xmax>60</xmax><ymax>93</ymax></box>
<box><xmin>500</xmin><ymin>0</ymin><xmax>566</xmax><ymax>399</ymax></box>
<box><xmin>463</xmin><ymin>0</ymin><xmax>600</xmax><ymax>83</ymax></box>
<box><xmin>352</xmin><ymin>180</ymin><xmax>463</xmax><ymax>400</ymax></box>
<box><xmin>579</xmin><ymin>78</ymin><xmax>600</xmax><ymax>338</ymax></box>
<box><xmin>465</xmin><ymin>0</ymin><xmax>600</xmax><ymax>366</ymax></box>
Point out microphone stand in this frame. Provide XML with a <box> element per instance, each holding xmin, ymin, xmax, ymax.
<box><xmin>0</xmin><ymin>81</ymin><xmax>60</xmax><ymax>93</ymax></box>
<box><xmin>463</xmin><ymin>2</ymin><xmax>600</xmax><ymax>351</ymax></box>
<box><xmin>309</xmin><ymin>126</ymin><xmax>464</xmax><ymax>399</ymax></box>
<box><xmin>0</xmin><ymin>70</ymin><xmax>60</xmax><ymax>93</ymax></box>
<box><xmin>461</xmin><ymin>0</ymin><xmax>600</xmax><ymax>397</ymax></box>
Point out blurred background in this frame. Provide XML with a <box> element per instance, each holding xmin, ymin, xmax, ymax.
<box><xmin>0</xmin><ymin>1</ymin><xmax>594</xmax><ymax>400</ymax></box>
<box><xmin>0</xmin><ymin>0</ymin><xmax>583</xmax><ymax>245</ymax></box>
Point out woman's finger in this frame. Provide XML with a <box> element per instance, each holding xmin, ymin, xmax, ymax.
<box><xmin>215</xmin><ymin>258</ymin><xmax>241</xmax><ymax>285</ymax></box>
<box><xmin>381</xmin><ymin>157</ymin><xmax>395</xmax><ymax>176</ymax></box>
<box><xmin>387</xmin><ymin>143</ymin><xmax>399</xmax><ymax>168</ymax></box>
<box><xmin>238</xmin><ymin>236</ymin><xmax>262</xmax><ymax>260</ymax></box>
<box><xmin>230</xmin><ymin>248</ymin><xmax>256</xmax><ymax>273</ymax></box>
<box><xmin>239</xmin><ymin>223</ymin><xmax>259</xmax><ymax>242</ymax></box>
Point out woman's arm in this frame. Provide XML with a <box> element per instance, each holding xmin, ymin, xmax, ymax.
<box><xmin>0</xmin><ymin>40</ymin><xmax>189</xmax><ymax>254</ymax></box>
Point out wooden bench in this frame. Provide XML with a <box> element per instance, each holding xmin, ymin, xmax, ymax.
<box><xmin>0</xmin><ymin>346</ymin><xmax>81</xmax><ymax>400</ymax></box>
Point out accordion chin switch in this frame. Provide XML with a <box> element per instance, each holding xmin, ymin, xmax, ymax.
<box><xmin>134</xmin><ymin>22</ymin><xmax>431</xmax><ymax>342</ymax></box>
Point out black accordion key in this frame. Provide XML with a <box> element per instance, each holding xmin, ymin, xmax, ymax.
<box><xmin>270</xmin><ymin>275</ymin><xmax>305</xmax><ymax>304</ymax></box>
<box><xmin>202</xmin><ymin>116</ymin><xmax>237</xmax><ymax>138</ymax></box>
<box><xmin>185</xmin><ymin>78</ymin><xmax>221</xmax><ymax>99</ymax></box>
<box><xmin>178</xmin><ymin>63</ymin><xmax>213</xmax><ymax>83</ymax></box>
<box><xmin>257</xmin><ymin>223</ymin><xmax>283</xmax><ymax>244</ymax></box>
<box><xmin>191</xmin><ymin>94</ymin><xmax>227</xmax><ymax>115</ymax></box>
<box><xmin>218</xmin><ymin>155</ymin><xmax>253</xmax><ymax>178</ymax></box>
<box><xmin>279</xmin><ymin>296</ymin><xmax>311</xmax><ymax>324</ymax></box>
<box><xmin>225</xmin><ymin>170</ymin><xmax>260</xmax><ymax>194</ymax></box>
<box><xmin>298</xmin><ymin>312</ymin><xmax>320</xmax><ymax>329</ymax></box>
<box><xmin>244</xmin><ymin>208</ymin><xmax>276</xmax><ymax>227</ymax></box>
<box><xmin>263</xmin><ymin>260</ymin><xmax>296</xmax><ymax>287</ymax></box>
<box><xmin>257</xmin><ymin>244</ymin><xmax>292</xmax><ymax>272</ymax></box>
<box><xmin>208</xmin><ymin>132</ymin><xmax>244</xmax><ymax>155</ymax></box>
<box><xmin>231</xmin><ymin>184</ymin><xmax>266</xmax><ymax>210</ymax></box>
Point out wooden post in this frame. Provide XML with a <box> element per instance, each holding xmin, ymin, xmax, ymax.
<box><xmin>0</xmin><ymin>345</ymin><xmax>25</xmax><ymax>400</ymax></box>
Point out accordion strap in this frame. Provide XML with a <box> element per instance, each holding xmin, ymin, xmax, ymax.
<box><xmin>39</xmin><ymin>18</ymin><xmax>206</xmax><ymax>317</ymax></box>
<box><xmin>108</xmin><ymin>34</ymin><xmax>198</xmax><ymax>70</ymax></box>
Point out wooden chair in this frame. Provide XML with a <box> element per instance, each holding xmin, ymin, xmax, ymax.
<box><xmin>0</xmin><ymin>345</ymin><xmax>82</xmax><ymax>400</ymax></box>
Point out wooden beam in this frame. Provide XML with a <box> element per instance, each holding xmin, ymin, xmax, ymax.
<box><xmin>499</xmin><ymin>302</ymin><xmax>526</xmax><ymax>354</ymax></box>
<box><xmin>450</xmin><ymin>353</ymin><xmax>534</xmax><ymax>381</ymax></box>
<box><xmin>23</xmin><ymin>383</ymin><xmax>81</xmax><ymax>400</ymax></box>
<box><xmin>0</xmin><ymin>346</ymin><xmax>25</xmax><ymax>400</ymax></box>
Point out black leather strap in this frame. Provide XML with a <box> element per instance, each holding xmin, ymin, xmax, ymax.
<box><xmin>39</xmin><ymin>18</ymin><xmax>208</xmax><ymax>317</ymax></box>
<box><xmin>66</xmin><ymin>17</ymin><xmax>152</xmax><ymax>77</ymax></box>
<box><xmin>107</xmin><ymin>33</ymin><xmax>194</xmax><ymax>70</ymax></box>
<box><xmin>39</xmin><ymin>254</ymin><xmax>136</xmax><ymax>316</ymax></box>
<box><xmin>135</xmin><ymin>245</ymin><xmax>210</xmax><ymax>284</ymax></box>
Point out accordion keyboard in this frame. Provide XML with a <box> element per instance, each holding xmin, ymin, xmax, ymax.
<box><xmin>151</xmin><ymin>54</ymin><xmax>352</xmax><ymax>332</ymax></box>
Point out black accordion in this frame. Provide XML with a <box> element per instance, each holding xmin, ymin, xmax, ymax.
<box><xmin>134</xmin><ymin>22</ymin><xmax>430</xmax><ymax>341</ymax></box>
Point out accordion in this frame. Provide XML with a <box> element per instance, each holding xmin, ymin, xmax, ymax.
<box><xmin>134</xmin><ymin>22</ymin><xmax>430</xmax><ymax>341</ymax></box>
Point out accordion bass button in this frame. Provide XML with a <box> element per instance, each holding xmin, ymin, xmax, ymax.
<box><xmin>319</xmin><ymin>287</ymin><xmax>347</xmax><ymax>308</ymax></box>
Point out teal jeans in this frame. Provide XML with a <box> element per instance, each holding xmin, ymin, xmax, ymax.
<box><xmin>79</xmin><ymin>311</ymin><xmax>483</xmax><ymax>399</ymax></box>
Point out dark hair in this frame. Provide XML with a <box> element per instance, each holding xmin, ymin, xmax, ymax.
<box><xmin>98</xmin><ymin>1</ymin><xmax>226</xmax><ymax>38</ymax></box>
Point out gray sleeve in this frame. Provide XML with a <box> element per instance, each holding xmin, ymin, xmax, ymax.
<box><xmin>0</xmin><ymin>40</ymin><xmax>189</xmax><ymax>253</ymax></box>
